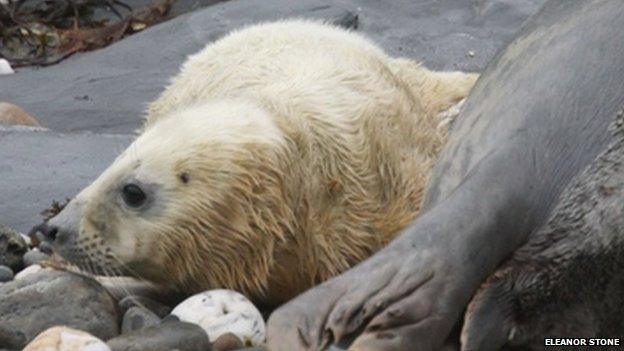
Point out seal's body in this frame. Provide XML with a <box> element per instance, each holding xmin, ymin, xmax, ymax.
<box><xmin>267</xmin><ymin>1</ymin><xmax>624</xmax><ymax>350</ymax></box>
<box><xmin>45</xmin><ymin>21</ymin><xmax>477</xmax><ymax>306</ymax></box>
<box><xmin>462</xmin><ymin>118</ymin><xmax>624</xmax><ymax>350</ymax></box>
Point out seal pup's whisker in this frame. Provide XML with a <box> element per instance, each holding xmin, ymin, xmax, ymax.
<box><xmin>109</xmin><ymin>253</ymin><xmax>150</xmax><ymax>284</ymax></box>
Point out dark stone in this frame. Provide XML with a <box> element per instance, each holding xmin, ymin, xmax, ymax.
<box><xmin>0</xmin><ymin>270</ymin><xmax>120</xmax><ymax>349</ymax></box>
<box><xmin>212</xmin><ymin>332</ymin><xmax>243</xmax><ymax>351</ymax></box>
<box><xmin>118</xmin><ymin>294</ymin><xmax>172</xmax><ymax>318</ymax></box>
<box><xmin>37</xmin><ymin>241</ymin><xmax>53</xmax><ymax>255</ymax></box>
<box><xmin>121</xmin><ymin>306</ymin><xmax>161</xmax><ymax>334</ymax></box>
<box><xmin>0</xmin><ymin>325</ymin><xmax>26</xmax><ymax>349</ymax></box>
<box><xmin>160</xmin><ymin>314</ymin><xmax>181</xmax><ymax>323</ymax></box>
<box><xmin>0</xmin><ymin>224</ymin><xmax>27</xmax><ymax>272</ymax></box>
<box><xmin>22</xmin><ymin>249</ymin><xmax>50</xmax><ymax>267</ymax></box>
<box><xmin>0</xmin><ymin>265</ymin><xmax>14</xmax><ymax>282</ymax></box>
<box><xmin>107</xmin><ymin>321</ymin><xmax>210</xmax><ymax>351</ymax></box>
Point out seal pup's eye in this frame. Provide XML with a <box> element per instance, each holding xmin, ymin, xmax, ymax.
<box><xmin>122</xmin><ymin>183</ymin><xmax>147</xmax><ymax>208</ymax></box>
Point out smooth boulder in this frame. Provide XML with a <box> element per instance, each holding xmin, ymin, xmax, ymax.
<box><xmin>0</xmin><ymin>270</ymin><xmax>119</xmax><ymax>349</ymax></box>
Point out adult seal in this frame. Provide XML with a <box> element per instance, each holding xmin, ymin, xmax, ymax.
<box><xmin>462</xmin><ymin>113</ymin><xmax>624</xmax><ymax>350</ymax></box>
<box><xmin>267</xmin><ymin>1</ymin><xmax>624</xmax><ymax>350</ymax></box>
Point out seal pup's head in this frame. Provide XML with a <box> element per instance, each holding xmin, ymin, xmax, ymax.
<box><xmin>44</xmin><ymin>100</ymin><xmax>291</xmax><ymax>299</ymax></box>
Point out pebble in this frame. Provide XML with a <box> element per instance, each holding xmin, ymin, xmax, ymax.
<box><xmin>38</xmin><ymin>241</ymin><xmax>53</xmax><ymax>255</ymax></box>
<box><xmin>121</xmin><ymin>306</ymin><xmax>161</xmax><ymax>334</ymax></box>
<box><xmin>212</xmin><ymin>332</ymin><xmax>243</xmax><ymax>351</ymax></box>
<box><xmin>0</xmin><ymin>102</ymin><xmax>41</xmax><ymax>127</ymax></box>
<box><xmin>107</xmin><ymin>321</ymin><xmax>210</xmax><ymax>351</ymax></box>
<box><xmin>0</xmin><ymin>223</ymin><xmax>28</xmax><ymax>272</ymax></box>
<box><xmin>23</xmin><ymin>326</ymin><xmax>110</xmax><ymax>351</ymax></box>
<box><xmin>171</xmin><ymin>289</ymin><xmax>265</xmax><ymax>346</ymax></box>
<box><xmin>118</xmin><ymin>295</ymin><xmax>172</xmax><ymax>318</ymax></box>
<box><xmin>0</xmin><ymin>270</ymin><xmax>119</xmax><ymax>349</ymax></box>
<box><xmin>161</xmin><ymin>314</ymin><xmax>180</xmax><ymax>323</ymax></box>
<box><xmin>0</xmin><ymin>265</ymin><xmax>14</xmax><ymax>282</ymax></box>
<box><xmin>0</xmin><ymin>59</ymin><xmax>13</xmax><ymax>75</ymax></box>
<box><xmin>23</xmin><ymin>249</ymin><xmax>50</xmax><ymax>267</ymax></box>
<box><xmin>21</xmin><ymin>233</ymin><xmax>33</xmax><ymax>246</ymax></box>
<box><xmin>14</xmin><ymin>264</ymin><xmax>44</xmax><ymax>280</ymax></box>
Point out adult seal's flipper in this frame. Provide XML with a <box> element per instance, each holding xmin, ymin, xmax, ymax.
<box><xmin>268</xmin><ymin>1</ymin><xmax>624</xmax><ymax>350</ymax></box>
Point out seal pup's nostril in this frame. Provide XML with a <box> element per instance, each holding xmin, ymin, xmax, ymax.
<box><xmin>42</xmin><ymin>224</ymin><xmax>59</xmax><ymax>241</ymax></box>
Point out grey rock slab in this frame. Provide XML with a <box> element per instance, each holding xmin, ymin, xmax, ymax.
<box><xmin>121</xmin><ymin>306</ymin><xmax>162</xmax><ymax>334</ymax></box>
<box><xmin>0</xmin><ymin>223</ymin><xmax>27</xmax><ymax>271</ymax></box>
<box><xmin>125</xmin><ymin>0</ymin><xmax>227</xmax><ymax>17</ymax></box>
<box><xmin>0</xmin><ymin>0</ymin><xmax>546</xmax><ymax>134</ymax></box>
<box><xmin>0</xmin><ymin>128</ymin><xmax>132</xmax><ymax>233</ymax></box>
<box><xmin>107</xmin><ymin>320</ymin><xmax>210</xmax><ymax>351</ymax></box>
<box><xmin>0</xmin><ymin>270</ymin><xmax>120</xmax><ymax>349</ymax></box>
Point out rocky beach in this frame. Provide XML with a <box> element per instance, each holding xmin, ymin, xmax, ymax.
<box><xmin>0</xmin><ymin>1</ymin><xmax>547</xmax><ymax>349</ymax></box>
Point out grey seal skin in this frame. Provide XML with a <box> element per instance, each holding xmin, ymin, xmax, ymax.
<box><xmin>461</xmin><ymin>115</ymin><xmax>624</xmax><ymax>351</ymax></box>
<box><xmin>267</xmin><ymin>1</ymin><xmax>624</xmax><ymax>350</ymax></box>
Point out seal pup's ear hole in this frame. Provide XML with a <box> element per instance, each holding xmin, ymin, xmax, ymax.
<box><xmin>179</xmin><ymin>172</ymin><xmax>190</xmax><ymax>184</ymax></box>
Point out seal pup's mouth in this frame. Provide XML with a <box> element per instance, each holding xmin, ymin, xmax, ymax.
<box><xmin>35</xmin><ymin>199</ymin><xmax>133</xmax><ymax>278</ymax></box>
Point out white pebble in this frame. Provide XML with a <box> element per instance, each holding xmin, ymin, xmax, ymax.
<box><xmin>21</xmin><ymin>233</ymin><xmax>32</xmax><ymax>246</ymax></box>
<box><xmin>172</xmin><ymin>289</ymin><xmax>265</xmax><ymax>346</ymax></box>
<box><xmin>14</xmin><ymin>264</ymin><xmax>44</xmax><ymax>280</ymax></box>
<box><xmin>0</xmin><ymin>59</ymin><xmax>14</xmax><ymax>75</ymax></box>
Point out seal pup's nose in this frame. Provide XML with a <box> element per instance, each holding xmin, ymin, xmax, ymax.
<box><xmin>41</xmin><ymin>224</ymin><xmax>59</xmax><ymax>241</ymax></box>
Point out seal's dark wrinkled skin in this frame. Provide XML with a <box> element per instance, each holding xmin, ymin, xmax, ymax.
<box><xmin>267</xmin><ymin>1</ymin><xmax>624</xmax><ymax>350</ymax></box>
<box><xmin>462</xmin><ymin>116</ymin><xmax>624</xmax><ymax>350</ymax></box>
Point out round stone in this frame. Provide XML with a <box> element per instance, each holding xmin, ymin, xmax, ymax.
<box><xmin>121</xmin><ymin>306</ymin><xmax>161</xmax><ymax>334</ymax></box>
<box><xmin>23</xmin><ymin>249</ymin><xmax>50</xmax><ymax>267</ymax></box>
<box><xmin>23</xmin><ymin>326</ymin><xmax>110</xmax><ymax>351</ymax></box>
<box><xmin>171</xmin><ymin>289</ymin><xmax>265</xmax><ymax>346</ymax></box>
<box><xmin>0</xmin><ymin>265</ymin><xmax>13</xmax><ymax>283</ymax></box>
<box><xmin>213</xmin><ymin>332</ymin><xmax>244</xmax><ymax>351</ymax></box>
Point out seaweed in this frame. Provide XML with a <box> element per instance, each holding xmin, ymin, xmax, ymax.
<box><xmin>0</xmin><ymin>0</ymin><xmax>173</xmax><ymax>67</ymax></box>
